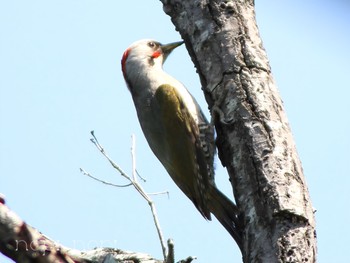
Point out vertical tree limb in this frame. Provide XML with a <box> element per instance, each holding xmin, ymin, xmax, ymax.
<box><xmin>160</xmin><ymin>0</ymin><xmax>317</xmax><ymax>262</ymax></box>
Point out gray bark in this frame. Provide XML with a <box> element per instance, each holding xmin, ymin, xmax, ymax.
<box><xmin>161</xmin><ymin>0</ymin><xmax>317</xmax><ymax>262</ymax></box>
<box><xmin>0</xmin><ymin>201</ymin><xmax>161</xmax><ymax>263</ymax></box>
<box><xmin>0</xmin><ymin>199</ymin><xmax>196</xmax><ymax>263</ymax></box>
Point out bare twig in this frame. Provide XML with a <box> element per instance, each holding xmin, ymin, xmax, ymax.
<box><xmin>90</xmin><ymin>130</ymin><xmax>130</xmax><ymax>181</ymax></box>
<box><xmin>80</xmin><ymin>168</ymin><xmax>132</xmax><ymax>188</ymax></box>
<box><xmin>130</xmin><ymin>134</ymin><xmax>167</xmax><ymax>259</ymax></box>
<box><xmin>136</xmin><ymin>170</ymin><xmax>147</xmax><ymax>182</ymax></box>
<box><xmin>149</xmin><ymin>198</ymin><xmax>166</xmax><ymax>260</ymax></box>
<box><xmin>85</xmin><ymin>131</ymin><xmax>168</xmax><ymax>261</ymax></box>
<box><xmin>131</xmin><ymin>134</ymin><xmax>137</xmax><ymax>182</ymax></box>
<box><xmin>148</xmin><ymin>191</ymin><xmax>170</xmax><ymax>198</ymax></box>
<box><xmin>166</xmin><ymin>239</ymin><xmax>174</xmax><ymax>263</ymax></box>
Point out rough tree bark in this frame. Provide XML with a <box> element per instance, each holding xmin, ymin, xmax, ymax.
<box><xmin>0</xmin><ymin>200</ymin><xmax>169</xmax><ymax>263</ymax></box>
<box><xmin>161</xmin><ymin>0</ymin><xmax>317</xmax><ymax>262</ymax></box>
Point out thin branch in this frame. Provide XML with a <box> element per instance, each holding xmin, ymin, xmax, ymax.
<box><xmin>136</xmin><ymin>170</ymin><xmax>147</xmax><ymax>182</ymax></box>
<box><xmin>87</xmin><ymin>131</ymin><xmax>168</xmax><ymax>261</ymax></box>
<box><xmin>130</xmin><ymin>134</ymin><xmax>167</xmax><ymax>260</ymax></box>
<box><xmin>80</xmin><ymin>168</ymin><xmax>132</xmax><ymax>188</ymax></box>
<box><xmin>150</xmin><ymin>202</ymin><xmax>166</xmax><ymax>260</ymax></box>
<box><xmin>148</xmin><ymin>191</ymin><xmax>170</xmax><ymax>198</ymax></box>
<box><xmin>131</xmin><ymin>134</ymin><xmax>137</xmax><ymax>182</ymax></box>
<box><xmin>90</xmin><ymin>130</ymin><xmax>130</xmax><ymax>181</ymax></box>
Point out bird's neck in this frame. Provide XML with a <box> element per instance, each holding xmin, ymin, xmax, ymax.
<box><xmin>127</xmin><ymin>61</ymin><xmax>200</xmax><ymax>124</ymax></box>
<box><xmin>128</xmin><ymin>62</ymin><xmax>178</xmax><ymax>97</ymax></box>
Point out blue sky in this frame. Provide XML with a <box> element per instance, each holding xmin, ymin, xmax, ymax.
<box><xmin>1</xmin><ymin>1</ymin><xmax>349</xmax><ymax>262</ymax></box>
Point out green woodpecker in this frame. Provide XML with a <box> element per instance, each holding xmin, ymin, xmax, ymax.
<box><xmin>121</xmin><ymin>39</ymin><xmax>240</xmax><ymax>243</ymax></box>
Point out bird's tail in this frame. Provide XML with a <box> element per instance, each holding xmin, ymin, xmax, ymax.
<box><xmin>208</xmin><ymin>185</ymin><xmax>242</xmax><ymax>251</ymax></box>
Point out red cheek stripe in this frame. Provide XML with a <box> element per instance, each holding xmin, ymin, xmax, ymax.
<box><xmin>152</xmin><ymin>51</ymin><xmax>161</xmax><ymax>58</ymax></box>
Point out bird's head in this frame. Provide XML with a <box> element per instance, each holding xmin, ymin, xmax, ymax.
<box><xmin>121</xmin><ymin>39</ymin><xmax>184</xmax><ymax>89</ymax></box>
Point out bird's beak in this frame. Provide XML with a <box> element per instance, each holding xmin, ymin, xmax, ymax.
<box><xmin>161</xmin><ymin>41</ymin><xmax>184</xmax><ymax>62</ymax></box>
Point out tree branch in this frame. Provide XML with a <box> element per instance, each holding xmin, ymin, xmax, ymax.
<box><xmin>85</xmin><ymin>132</ymin><xmax>168</xmax><ymax>260</ymax></box>
<box><xmin>0</xmin><ymin>199</ymin><xmax>162</xmax><ymax>263</ymax></box>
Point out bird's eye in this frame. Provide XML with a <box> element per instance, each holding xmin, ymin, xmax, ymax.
<box><xmin>148</xmin><ymin>42</ymin><xmax>156</xmax><ymax>48</ymax></box>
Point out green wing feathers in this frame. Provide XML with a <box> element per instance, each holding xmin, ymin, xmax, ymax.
<box><xmin>154</xmin><ymin>84</ymin><xmax>211</xmax><ymax>219</ymax></box>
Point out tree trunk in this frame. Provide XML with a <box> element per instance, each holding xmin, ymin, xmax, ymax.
<box><xmin>161</xmin><ymin>0</ymin><xmax>317</xmax><ymax>262</ymax></box>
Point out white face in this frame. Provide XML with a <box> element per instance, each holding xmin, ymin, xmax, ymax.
<box><xmin>121</xmin><ymin>39</ymin><xmax>165</xmax><ymax>94</ymax></box>
<box><xmin>123</xmin><ymin>39</ymin><xmax>164</xmax><ymax>72</ymax></box>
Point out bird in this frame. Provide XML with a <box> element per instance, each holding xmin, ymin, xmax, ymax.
<box><xmin>121</xmin><ymin>39</ymin><xmax>241</xmax><ymax>245</ymax></box>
